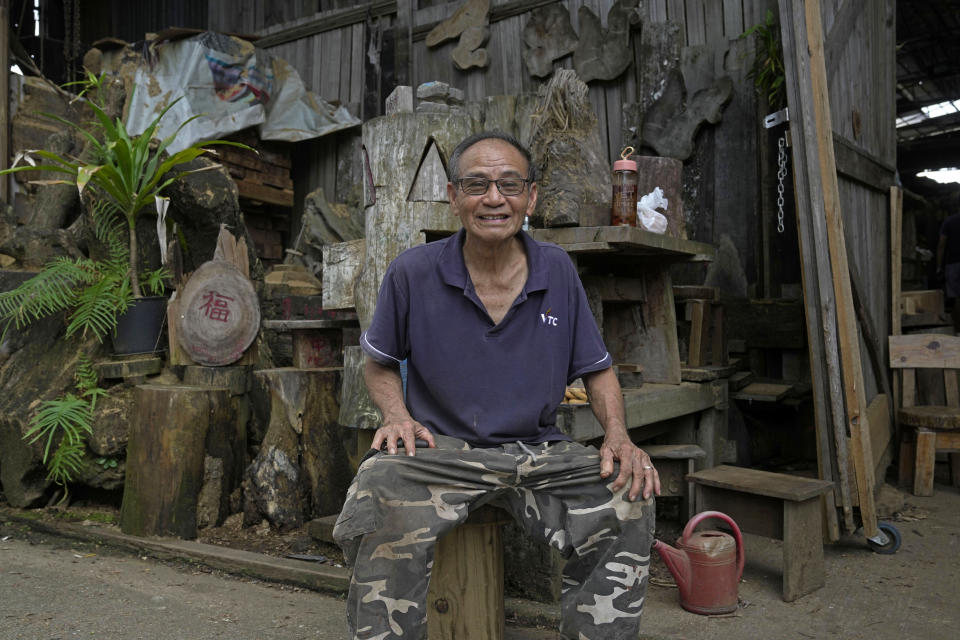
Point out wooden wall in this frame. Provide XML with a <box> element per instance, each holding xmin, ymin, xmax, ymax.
<box><xmin>203</xmin><ymin>0</ymin><xmax>895</xmax><ymax>352</ymax></box>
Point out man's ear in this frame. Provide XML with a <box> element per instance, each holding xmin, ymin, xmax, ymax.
<box><xmin>446</xmin><ymin>181</ymin><xmax>458</xmax><ymax>205</ymax></box>
<box><xmin>525</xmin><ymin>182</ymin><xmax>538</xmax><ymax>216</ymax></box>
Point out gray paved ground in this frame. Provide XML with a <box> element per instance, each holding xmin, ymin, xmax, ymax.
<box><xmin>1</xmin><ymin>481</ymin><xmax>959</xmax><ymax>640</ymax></box>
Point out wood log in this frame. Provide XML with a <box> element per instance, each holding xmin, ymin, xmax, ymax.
<box><xmin>634</xmin><ymin>155</ymin><xmax>684</xmax><ymax>238</ymax></box>
<box><xmin>356</xmin><ymin>112</ymin><xmax>473</xmax><ymax>331</ymax></box>
<box><xmin>246</xmin><ymin>368</ymin><xmax>352</xmax><ymax>527</ymax></box>
<box><xmin>572</xmin><ymin>2</ymin><xmax>637</xmax><ymax>83</ymax></box>
<box><xmin>641</xmin><ymin>69</ymin><xmax>733</xmax><ymax>161</ymax></box>
<box><xmin>339</xmin><ymin>346</ymin><xmax>382</xmax><ymax>471</ymax></box>
<box><xmin>176</xmin><ymin>259</ymin><xmax>261</xmax><ymax>366</ymax></box>
<box><xmin>120</xmin><ymin>384</ymin><xmax>232</xmax><ymax>539</ymax></box>
<box><xmin>292</xmin><ymin>329</ymin><xmax>344</xmax><ymax>368</ymax></box>
<box><xmin>425</xmin><ymin>0</ymin><xmax>489</xmax><ymax>47</ymax></box>
<box><xmin>522</xmin><ymin>4</ymin><xmax>578</xmax><ymax>78</ymax></box>
<box><xmin>300</xmin><ymin>368</ymin><xmax>353</xmax><ymax>517</ymax></box>
<box><xmin>322</xmin><ymin>239</ymin><xmax>365</xmax><ymax>311</ymax></box>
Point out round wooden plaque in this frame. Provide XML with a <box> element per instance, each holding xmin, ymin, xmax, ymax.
<box><xmin>176</xmin><ymin>260</ymin><xmax>260</xmax><ymax>366</ymax></box>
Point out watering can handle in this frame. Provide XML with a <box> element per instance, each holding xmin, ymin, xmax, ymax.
<box><xmin>683</xmin><ymin>510</ymin><xmax>746</xmax><ymax>581</ymax></box>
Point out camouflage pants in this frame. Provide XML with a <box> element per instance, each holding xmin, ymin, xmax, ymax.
<box><xmin>333</xmin><ymin>435</ymin><xmax>655</xmax><ymax>640</ymax></box>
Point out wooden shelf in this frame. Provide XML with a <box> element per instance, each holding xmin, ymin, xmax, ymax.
<box><xmin>529</xmin><ymin>226</ymin><xmax>715</xmax><ymax>261</ymax></box>
<box><xmin>556</xmin><ymin>381</ymin><xmax>725</xmax><ymax>442</ymax></box>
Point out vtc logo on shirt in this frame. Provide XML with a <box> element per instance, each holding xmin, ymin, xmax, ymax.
<box><xmin>540</xmin><ymin>307</ymin><xmax>559</xmax><ymax>327</ymax></box>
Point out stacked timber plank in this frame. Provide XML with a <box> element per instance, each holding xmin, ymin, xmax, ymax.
<box><xmin>218</xmin><ymin>131</ymin><xmax>294</xmax><ymax>208</ymax></box>
<box><xmin>214</xmin><ymin>129</ymin><xmax>294</xmax><ymax>263</ymax></box>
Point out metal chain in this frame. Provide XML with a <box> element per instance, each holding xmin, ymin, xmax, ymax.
<box><xmin>776</xmin><ymin>133</ymin><xmax>788</xmax><ymax>234</ymax></box>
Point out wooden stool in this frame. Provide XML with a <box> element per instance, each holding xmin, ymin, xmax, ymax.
<box><xmin>888</xmin><ymin>334</ymin><xmax>960</xmax><ymax>496</ymax></box>
<box><xmin>897</xmin><ymin>408</ymin><xmax>960</xmax><ymax>496</ymax></box>
<box><xmin>673</xmin><ymin>286</ymin><xmax>727</xmax><ymax>367</ymax></box>
<box><xmin>643</xmin><ymin>444</ymin><xmax>706</xmax><ymax>520</ymax></box>
<box><xmin>428</xmin><ymin>505</ymin><xmax>508</xmax><ymax>640</ymax></box>
<box><xmin>688</xmin><ymin>465</ymin><xmax>833</xmax><ymax>602</ymax></box>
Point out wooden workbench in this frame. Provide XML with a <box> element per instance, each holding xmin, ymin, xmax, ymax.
<box><xmin>531</xmin><ymin>226</ymin><xmax>723</xmax><ymax>466</ymax></box>
<box><xmin>531</xmin><ymin>227</ymin><xmax>714</xmax><ymax>385</ymax></box>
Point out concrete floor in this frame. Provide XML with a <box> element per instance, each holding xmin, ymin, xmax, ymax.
<box><xmin>1</xmin><ymin>481</ymin><xmax>958</xmax><ymax>640</ymax></box>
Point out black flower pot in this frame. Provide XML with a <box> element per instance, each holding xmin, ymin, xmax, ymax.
<box><xmin>112</xmin><ymin>296</ymin><xmax>167</xmax><ymax>355</ymax></box>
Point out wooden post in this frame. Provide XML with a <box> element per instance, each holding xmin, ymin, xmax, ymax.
<box><xmin>427</xmin><ymin>509</ymin><xmax>506</xmax><ymax>640</ymax></box>
<box><xmin>890</xmin><ymin>186</ymin><xmax>904</xmax><ymax>447</ymax></box>
<box><xmin>779</xmin><ymin>0</ymin><xmax>878</xmax><ymax>538</ymax></box>
<box><xmin>120</xmin><ymin>384</ymin><xmax>232</xmax><ymax>539</ymax></box>
<box><xmin>0</xmin><ymin>0</ymin><xmax>9</xmax><ymax>205</ymax></box>
<box><xmin>778</xmin><ymin>0</ymin><xmax>847</xmax><ymax>540</ymax></box>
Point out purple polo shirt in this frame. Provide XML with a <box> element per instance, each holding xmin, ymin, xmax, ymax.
<box><xmin>360</xmin><ymin>229</ymin><xmax>612</xmax><ymax>446</ymax></box>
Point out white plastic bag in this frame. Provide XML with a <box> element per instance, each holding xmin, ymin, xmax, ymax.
<box><xmin>637</xmin><ymin>187</ymin><xmax>669</xmax><ymax>234</ymax></box>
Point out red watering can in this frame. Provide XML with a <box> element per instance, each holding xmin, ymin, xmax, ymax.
<box><xmin>653</xmin><ymin>510</ymin><xmax>745</xmax><ymax>615</ymax></box>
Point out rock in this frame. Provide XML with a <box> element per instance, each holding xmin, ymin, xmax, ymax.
<box><xmin>75</xmin><ymin>455</ymin><xmax>125</xmax><ymax>492</ymax></box>
<box><xmin>875</xmin><ymin>483</ymin><xmax>906</xmax><ymax>519</ymax></box>
<box><xmin>87</xmin><ymin>387</ymin><xmax>136</xmax><ymax>457</ymax></box>
<box><xmin>163</xmin><ymin>157</ymin><xmax>262</xmax><ymax>279</ymax></box>
<box><xmin>416</xmin><ymin>101</ymin><xmax>451</xmax><ymax>113</ymax></box>
<box><xmin>417</xmin><ymin>81</ymin><xmax>454</xmax><ymax>101</ymax></box>
<box><xmin>289</xmin><ymin>187</ymin><xmax>364</xmax><ymax>279</ymax></box>
<box><xmin>0</xmin><ymin>317</ymin><xmax>104</xmax><ymax>507</ymax></box>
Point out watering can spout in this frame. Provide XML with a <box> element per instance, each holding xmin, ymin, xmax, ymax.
<box><xmin>653</xmin><ymin>539</ymin><xmax>691</xmax><ymax>594</ymax></box>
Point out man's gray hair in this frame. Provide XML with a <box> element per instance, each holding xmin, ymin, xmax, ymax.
<box><xmin>447</xmin><ymin>131</ymin><xmax>536</xmax><ymax>183</ymax></box>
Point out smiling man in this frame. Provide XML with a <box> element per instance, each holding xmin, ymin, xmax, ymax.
<box><xmin>334</xmin><ymin>131</ymin><xmax>659</xmax><ymax>640</ymax></box>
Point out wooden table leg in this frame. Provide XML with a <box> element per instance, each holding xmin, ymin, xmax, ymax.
<box><xmin>914</xmin><ymin>429</ymin><xmax>937</xmax><ymax>496</ymax></box>
<box><xmin>782</xmin><ymin>498</ymin><xmax>825</xmax><ymax>602</ymax></box>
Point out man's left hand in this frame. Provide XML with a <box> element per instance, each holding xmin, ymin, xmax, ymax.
<box><xmin>599</xmin><ymin>432</ymin><xmax>661</xmax><ymax>502</ymax></box>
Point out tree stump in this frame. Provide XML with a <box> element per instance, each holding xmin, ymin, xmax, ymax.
<box><xmin>120</xmin><ymin>384</ymin><xmax>232</xmax><ymax>539</ymax></box>
<box><xmin>182</xmin><ymin>365</ymin><xmax>251</xmax><ymax>527</ymax></box>
<box><xmin>245</xmin><ymin>368</ymin><xmax>352</xmax><ymax>528</ymax></box>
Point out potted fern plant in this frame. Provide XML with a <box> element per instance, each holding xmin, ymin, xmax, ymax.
<box><xmin>0</xmin><ymin>72</ymin><xmax>251</xmax><ymax>352</ymax></box>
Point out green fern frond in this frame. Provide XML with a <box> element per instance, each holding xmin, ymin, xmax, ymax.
<box><xmin>0</xmin><ymin>257</ymin><xmax>99</xmax><ymax>342</ymax></box>
<box><xmin>66</xmin><ymin>270</ymin><xmax>133</xmax><ymax>341</ymax></box>
<box><xmin>24</xmin><ymin>393</ymin><xmax>91</xmax><ymax>464</ymax></box>
<box><xmin>47</xmin><ymin>438</ymin><xmax>88</xmax><ymax>485</ymax></box>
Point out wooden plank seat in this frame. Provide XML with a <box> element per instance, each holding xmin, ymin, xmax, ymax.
<box><xmin>687</xmin><ymin>465</ymin><xmax>833</xmax><ymax>602</ymax></box>
<box><xmin>428</xmin><ymin>505</ymin><xmax>510</xmax><ymax>640</ymax></box>
<box><xmin>889</xmin><ymin>334</ymin><xmax>960</xmax><ymax>496</ymax></box>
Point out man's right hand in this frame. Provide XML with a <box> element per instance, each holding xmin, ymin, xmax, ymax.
<box><xmin>371</xmin><ymin>418</ymin><xmax>436</xmax><ymax>456</ymax></box>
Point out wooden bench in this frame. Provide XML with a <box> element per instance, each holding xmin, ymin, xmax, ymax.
<box><xmin>687</xmin><ymin>465</ymin><xmax>833</xmax><ymax>602</ymax></box>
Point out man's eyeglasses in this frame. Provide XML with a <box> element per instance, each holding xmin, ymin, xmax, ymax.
<box><xmin>455</xmin><ymin>177</ymin><xmax>531</xmax><ymax>196</ymax></box>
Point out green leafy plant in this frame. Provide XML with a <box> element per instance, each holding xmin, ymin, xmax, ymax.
<box><xmin>22</xmin><ymin>355</ymin><xmax>107</xmax><ymax>500</ymax></box>
<box><xmin>0</xmin><ymin>200</ymin><xmax>165</xmax><ymax>342</ymax></box>
<box><xmin>741</xmin><ymin>9</ymin><xmax>786</xmax><ymax>110</ymax></box>
<box><xmin>95</xmin><ymin>457</ymin><xmax>118</xmax><ymax>470</ymax></box>
<box><xmin>1</xmin><ymin>71</ymin><xmax>251</xmax><ymax>297</ymax></box>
